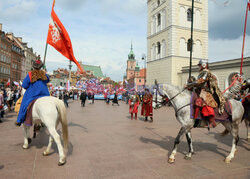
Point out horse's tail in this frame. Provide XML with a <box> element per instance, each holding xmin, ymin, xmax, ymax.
<box><xmin>56</xmin><ymin>99</ymin><xmax>69</xmax><ymax>152</ymax></box>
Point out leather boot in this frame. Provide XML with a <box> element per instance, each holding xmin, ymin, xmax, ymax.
<box><xmin>135</xmin><ymin>113</ymin><xmax>137</xmax><ymax>120</ymax></box>
<box><xmin>131</xmin><ymin>113</ymin><xmax>133</xmax><ymax>120</ymax></box>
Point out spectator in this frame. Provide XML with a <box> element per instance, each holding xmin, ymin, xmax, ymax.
<box><xmin>0</xmin><ymin>90</ymin><xmax>4</xmax><ymax>122</ymax></box>
<box><xmin>112</xmin><ymin>93</ymin><xmax>119</xmax><ymax>106</ymax></box>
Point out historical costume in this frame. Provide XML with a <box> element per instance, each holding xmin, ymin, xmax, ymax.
<box><xmin>112</xmin><ymin>93</ymin><xmax>120</xmax><ymax>106</ymax></box>
<box><xmin>129</xmin><ymin>94</ymin><xmax>140</xmax><ymax>120</ymax></box>
<box><xmin>15</xmin><ymin>58</ymin><xmax>50</xmax><ymax>126</ymax></box>
<box><xmin>187</xmin><ymin>59</ymin><xmax>226</xmax><ymax>128</ymax></box>
<box><xmin>141</xmin><ymin>89</ymin><xmax>153</xmax><ymax>122</ymax></box>
<box><xmin>80</xmin><ymin>90</ymin><xmax>87</xmax><ymax>107</ymax></box>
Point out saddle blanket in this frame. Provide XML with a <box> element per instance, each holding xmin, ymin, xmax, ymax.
<box><xmin>24</xmin><ymin>99</ymin><xmax>38</xmax><ymax>126</ymax></box>
<box><xmin>190</xmin><ymin>92</ymin><xmax>232</xmax><ymax>122</ymax></box>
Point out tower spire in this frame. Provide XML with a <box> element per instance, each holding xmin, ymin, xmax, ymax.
<box><xmin>131</xmin><ymin>40</ymin><xmax>133</xmax><ymax>51</ymax></box>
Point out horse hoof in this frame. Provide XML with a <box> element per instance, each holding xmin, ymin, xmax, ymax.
<box><xmin>22</xmin><ymin>145</ymin><xmax>28</xmax><ymax>149</ymax></box>
<box><xmin>43</xmin><ymin>151</ymin><xmax>49</xmax><ymax>156</ymax></box>
<box><xmin>168</xmin><ymin>158</ymin><xmax>175</xmax><ymax>164</ymax></box>
<box><xmin>28</xmin><ymin>138</ymin><xmax>32</xmax><ymax>144</ymax></box>
<box><xmin>224</xmin><ymin>158</ymin><xmax>231</xmax><ymax>164</ymax></box>
<box><xmin>58</xmin><ymin>160</ymin><xmax>66</xmax><ymax>166</ymax></box>
<box><xmin>184</xmin><ymin>155</ymin><xmax>191</xmax><ymax>160</ymax></box>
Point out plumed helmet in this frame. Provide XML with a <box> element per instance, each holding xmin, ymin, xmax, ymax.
<box><xmin>32</xmin><ymin>55</ymin><xmax>43</xmax><ymax>70</ymax></box>
<box><xmin>198</xmin><ymin>59</ymin><xmax>208</xmax><ymax>69</ymax></box>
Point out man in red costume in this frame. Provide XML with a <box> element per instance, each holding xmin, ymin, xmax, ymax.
<box><xmin>141</xmin><ymin>89</ymin><xmax>153</xmax><ymax>122</ymax></box>
<box><xmin>129</xmin><ymin>94</ymin><xmax>140</xmax><ymax>120</ymax></box>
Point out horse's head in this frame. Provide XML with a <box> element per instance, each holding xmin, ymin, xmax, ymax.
<box><xmin>152</xmin><ymin>84</ymin><xmax>170</xmax><ymax>109</ymax></box>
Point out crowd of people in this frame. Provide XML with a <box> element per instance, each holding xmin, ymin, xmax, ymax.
<box><xmin>0</xmin><ymin>86</ymin><xmax>22</xmax><ymax>122</ymax></box>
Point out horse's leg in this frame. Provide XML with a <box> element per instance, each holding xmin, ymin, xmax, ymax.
<box><xmin>184</xmin><ymin>131</ymin><xmax>194</xmax><ymax>160</ymax></box>
<box><xmin>168</xmin><ymin>127</ymin><xmax>186</xmax><ymax>164</ymax></box>
<box><xmin>245</xmin><ymin>118</ymin><xmax>250</xmax><ymax>141</ymax></box>
<box><xmin>22</xmin><ymin>125</ymin><xmax>30</xmax><ymax>149</ymax></box>
<box><xmin>47</xmin><ymin>127</ymin><xmax>66</xmax><ymax>166</ymax></box>
<box><xmin>43</xmin><ymin>135</ymin><xmax>54</xmax><ymax>156</ymax></box>
<box><xmin>225</xmin><ymin>123</ymin><xmax>239</xmax><ymax>163</ymax></box>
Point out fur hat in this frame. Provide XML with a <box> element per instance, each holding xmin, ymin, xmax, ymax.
<box><xmin>32</xmin><ymin>56</ymin><xmax>43</xmax><ymax>70</ymax></box>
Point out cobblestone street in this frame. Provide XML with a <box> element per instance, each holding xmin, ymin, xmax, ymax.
<box><xmin>0</xmin><ymin>100</ymin><xmax>249</xmax><ymax>179</ymax></box>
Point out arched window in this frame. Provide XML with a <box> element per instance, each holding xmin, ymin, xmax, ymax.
<box><xmin>157</xmin><ymin>13</ymin><xmax>161</xmax><ymax>26</ymax></box>
<box><xmin>157</xmin><ymin>42</ymin><xmax>161</xmax><ymax>54</ymax></box>
<box><xmin>157</xmin><ymin>0</ymin><xmax>160</xmax><ymax>6</ymax></box>
<box><xmin>187</xmin><ymin>8</ymin><xmax>192</xmax><ymax>22</ymax></box>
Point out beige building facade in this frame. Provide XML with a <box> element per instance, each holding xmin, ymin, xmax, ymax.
<box><xmin>146</xmin><ymin>0</ymin><xmax>208</xmax><ymax>86</ymax></box>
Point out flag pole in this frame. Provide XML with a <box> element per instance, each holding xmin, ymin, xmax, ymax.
<box><xmin>43</xmin><ymin>43</ymin><xmax>48</xmax><ymax>69</ymax></box>
<box><xmin>43</xmin><ymin>0</ymin><xmax>55</xmax><ymax>69</ymax></box>
<box><xmin>240</xmin><ymin>1</ymin><xmax>249</xmax><ymax>75</ymax></box>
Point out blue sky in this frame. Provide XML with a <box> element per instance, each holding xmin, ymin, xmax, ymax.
<box><xmin>0</xmin><ymin>0</ymin><xmax>249</xmax><ymax>81</ymax></box>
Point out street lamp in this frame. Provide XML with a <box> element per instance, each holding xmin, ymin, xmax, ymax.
<box><xmin>68</xmin><ymin>60</ymin><xmax>72</xmax><ymax>82</ymax></box>
<box><xmin>141</xmin><ymin>54</ymin><xmax>146</xmax><ymax>89</ymax></box>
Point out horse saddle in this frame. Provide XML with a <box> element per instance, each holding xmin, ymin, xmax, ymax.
<box><xmin>191</xmin><ymin>92</ymin><xmax>232</xmax><ymax>122</ymax></box>
<box><xmin>24</xmin><ymin>99</ymin><xmax>38</xmax><ymax>126</ymax></box>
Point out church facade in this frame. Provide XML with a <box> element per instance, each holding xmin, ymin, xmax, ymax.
<box><xmin>146</xmin><ymin>0</ymin><xmax>208</xmax><ymax>86</ymax></box>
<box><xmin>124</xmin><ymin>45</ymin><xmax>146</xmax><ymax>91</ymax></box>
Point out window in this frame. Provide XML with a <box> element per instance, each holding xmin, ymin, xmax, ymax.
<box><xmin>157</xmin><ymin>42</ymin><xmax>161</xmax><ymax>54</ymax></box>
<box><xmin>187</xmin><ymin>8</ymin><xmax>192</xmax><ymax>21</ymax></box>
<box><xmin>157</xmin><ymin>13</ymin><xmax>161</xmax><ymax>26</ymax></box>
<box><xmin>157</xmin><ymin>0</ymin><xmax>160</xmax><ymax>6</ymax></box>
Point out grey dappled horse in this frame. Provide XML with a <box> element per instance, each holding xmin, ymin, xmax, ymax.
<box><xmin>154</xmin><ymin>83</ymin><xmax>244</xmax><ymax>164</ymax></box>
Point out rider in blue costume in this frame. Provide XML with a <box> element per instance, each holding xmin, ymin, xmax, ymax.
<box><xmin>15</xmin><ymin>57</ymin><xmax>50</xmax><ymax>126</ymax></box>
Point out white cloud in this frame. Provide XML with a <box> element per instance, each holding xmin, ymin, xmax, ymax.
<box><xmin>0</xmin><ymin>0</ymin><xmax>37</xmax><ymax>22</ymax></box>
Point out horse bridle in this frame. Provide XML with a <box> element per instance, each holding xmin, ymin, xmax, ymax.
<box><xmin>155</xmin><ymin>86</ymin><xmax>190</xmax><ymax>115</ymax></box>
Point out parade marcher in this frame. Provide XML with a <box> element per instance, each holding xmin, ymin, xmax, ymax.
<box><xmin>141</xmin><ymin>89</ymin><xmax>153</xmax><ymax>122</ymax></box>
<box><xmin>6</xmin><ymin>89</ymin><xmax>13</xmax><ymax>111</ymax></box>
<box><xmin>187</xmin><ymin>59</ymin><xmax>226</xmax><ymax>128</ymax></box>
<box><xmin>80</xmin><ymin>90</ymin><xmax>87</xmax><ymax>107</ymax></box>
<box><xmin>63</xmin><ymin>90</ymin><xmax>69</xmax><ymax>108</ymax></box>
<box><xmin>0</xmin><ymin>91</ymin><xmax>4</xmax><ymax>123</ymax></box>
<box><xmin>92</xmin><ymin>93</ymin><xmax>95</xmax><ymax>104</ymax></box>
<box><xmin>15</xmin><ymin>58</ymin><xmax>50</xmax><ymax>126</ymax></box>
<box><xmin>112</xmin><ymin>93</ymin><xmax>120</xmax><ymax>106</ymax></box>
<box><xmin>129</xmin><ymin>94</ymin><xmax>140</xmax><ymax>120</ymax></box>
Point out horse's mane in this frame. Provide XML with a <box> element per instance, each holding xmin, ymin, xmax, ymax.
<box><xmin>160</xmin><ymin>83</ymin><xmax>191</xmax><ymax>96</ymax></box>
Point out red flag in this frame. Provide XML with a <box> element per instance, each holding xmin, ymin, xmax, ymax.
<box><xmin>47</xmin><ymin>0</ymin><xmax>83</xmax><ymax>73</ymax></box>
<box><xmin>248</xmin><ymin>1</ymin><xmax>250</xmax><ymax>11</ymax></box>
<box><xmin>6</xmin><ymin>78</ymin><xmax>10</xmax><ymax>87</ymax></box>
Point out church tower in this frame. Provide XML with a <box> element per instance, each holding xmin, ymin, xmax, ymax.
<box><xmin>126</xmin><ymin>44</ymin><xmax>137</xmax><ymax>80</ymax></box>
<box><xmin>146</xmin><ymin>0</ymin><xmax>208</xmax><ymax>86</ymax></box>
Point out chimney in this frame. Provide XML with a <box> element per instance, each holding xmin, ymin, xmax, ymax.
<box><xmin>0</xmin><ymin>23</ymin><xmax>2</xmax><ymax>31</ymax></box>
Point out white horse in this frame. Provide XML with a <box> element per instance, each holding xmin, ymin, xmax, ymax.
<box><xmin>21</xmin><ymin>89</ymin><xmax>68</xmax><ymax>166</ymax></box>
<box><xmin>155</xmin><ymin>83</ymin><xmax>244</xmax><ymax>164</ymax></box>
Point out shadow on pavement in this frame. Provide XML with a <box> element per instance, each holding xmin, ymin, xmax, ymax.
<box><xmin>68</xmin><ymin>122</ymin><xmax>88</xmax><ymax>132</ymax></box>
<box><xmin>0</xmin><ymin>165</ymin><xmax>4</xmax><ymax>170</ymax></box>
<box><xmin>139</xmin><ymin>135</ymin><xmax>229</xmax><ymax>158</ymax></box>
<box><xmin>28</xmin><ymin>127</ymin><xmax>74</xmax><ymax>156</ymax></box>
<box><xmin>210</xmin><ymin>132</ymin><xmax>250</xmax><ymax>151</ymax></box>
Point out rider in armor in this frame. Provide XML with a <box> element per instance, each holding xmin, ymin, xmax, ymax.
<box><xmin>15</xmin><ymin>56</ymin><xmax>50</xmax><ymax>126</ymax></box>
<box><xmin>187</xmin><ymin>59</ymin><xmax>226</xmax><ymax>127</ymax></box>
